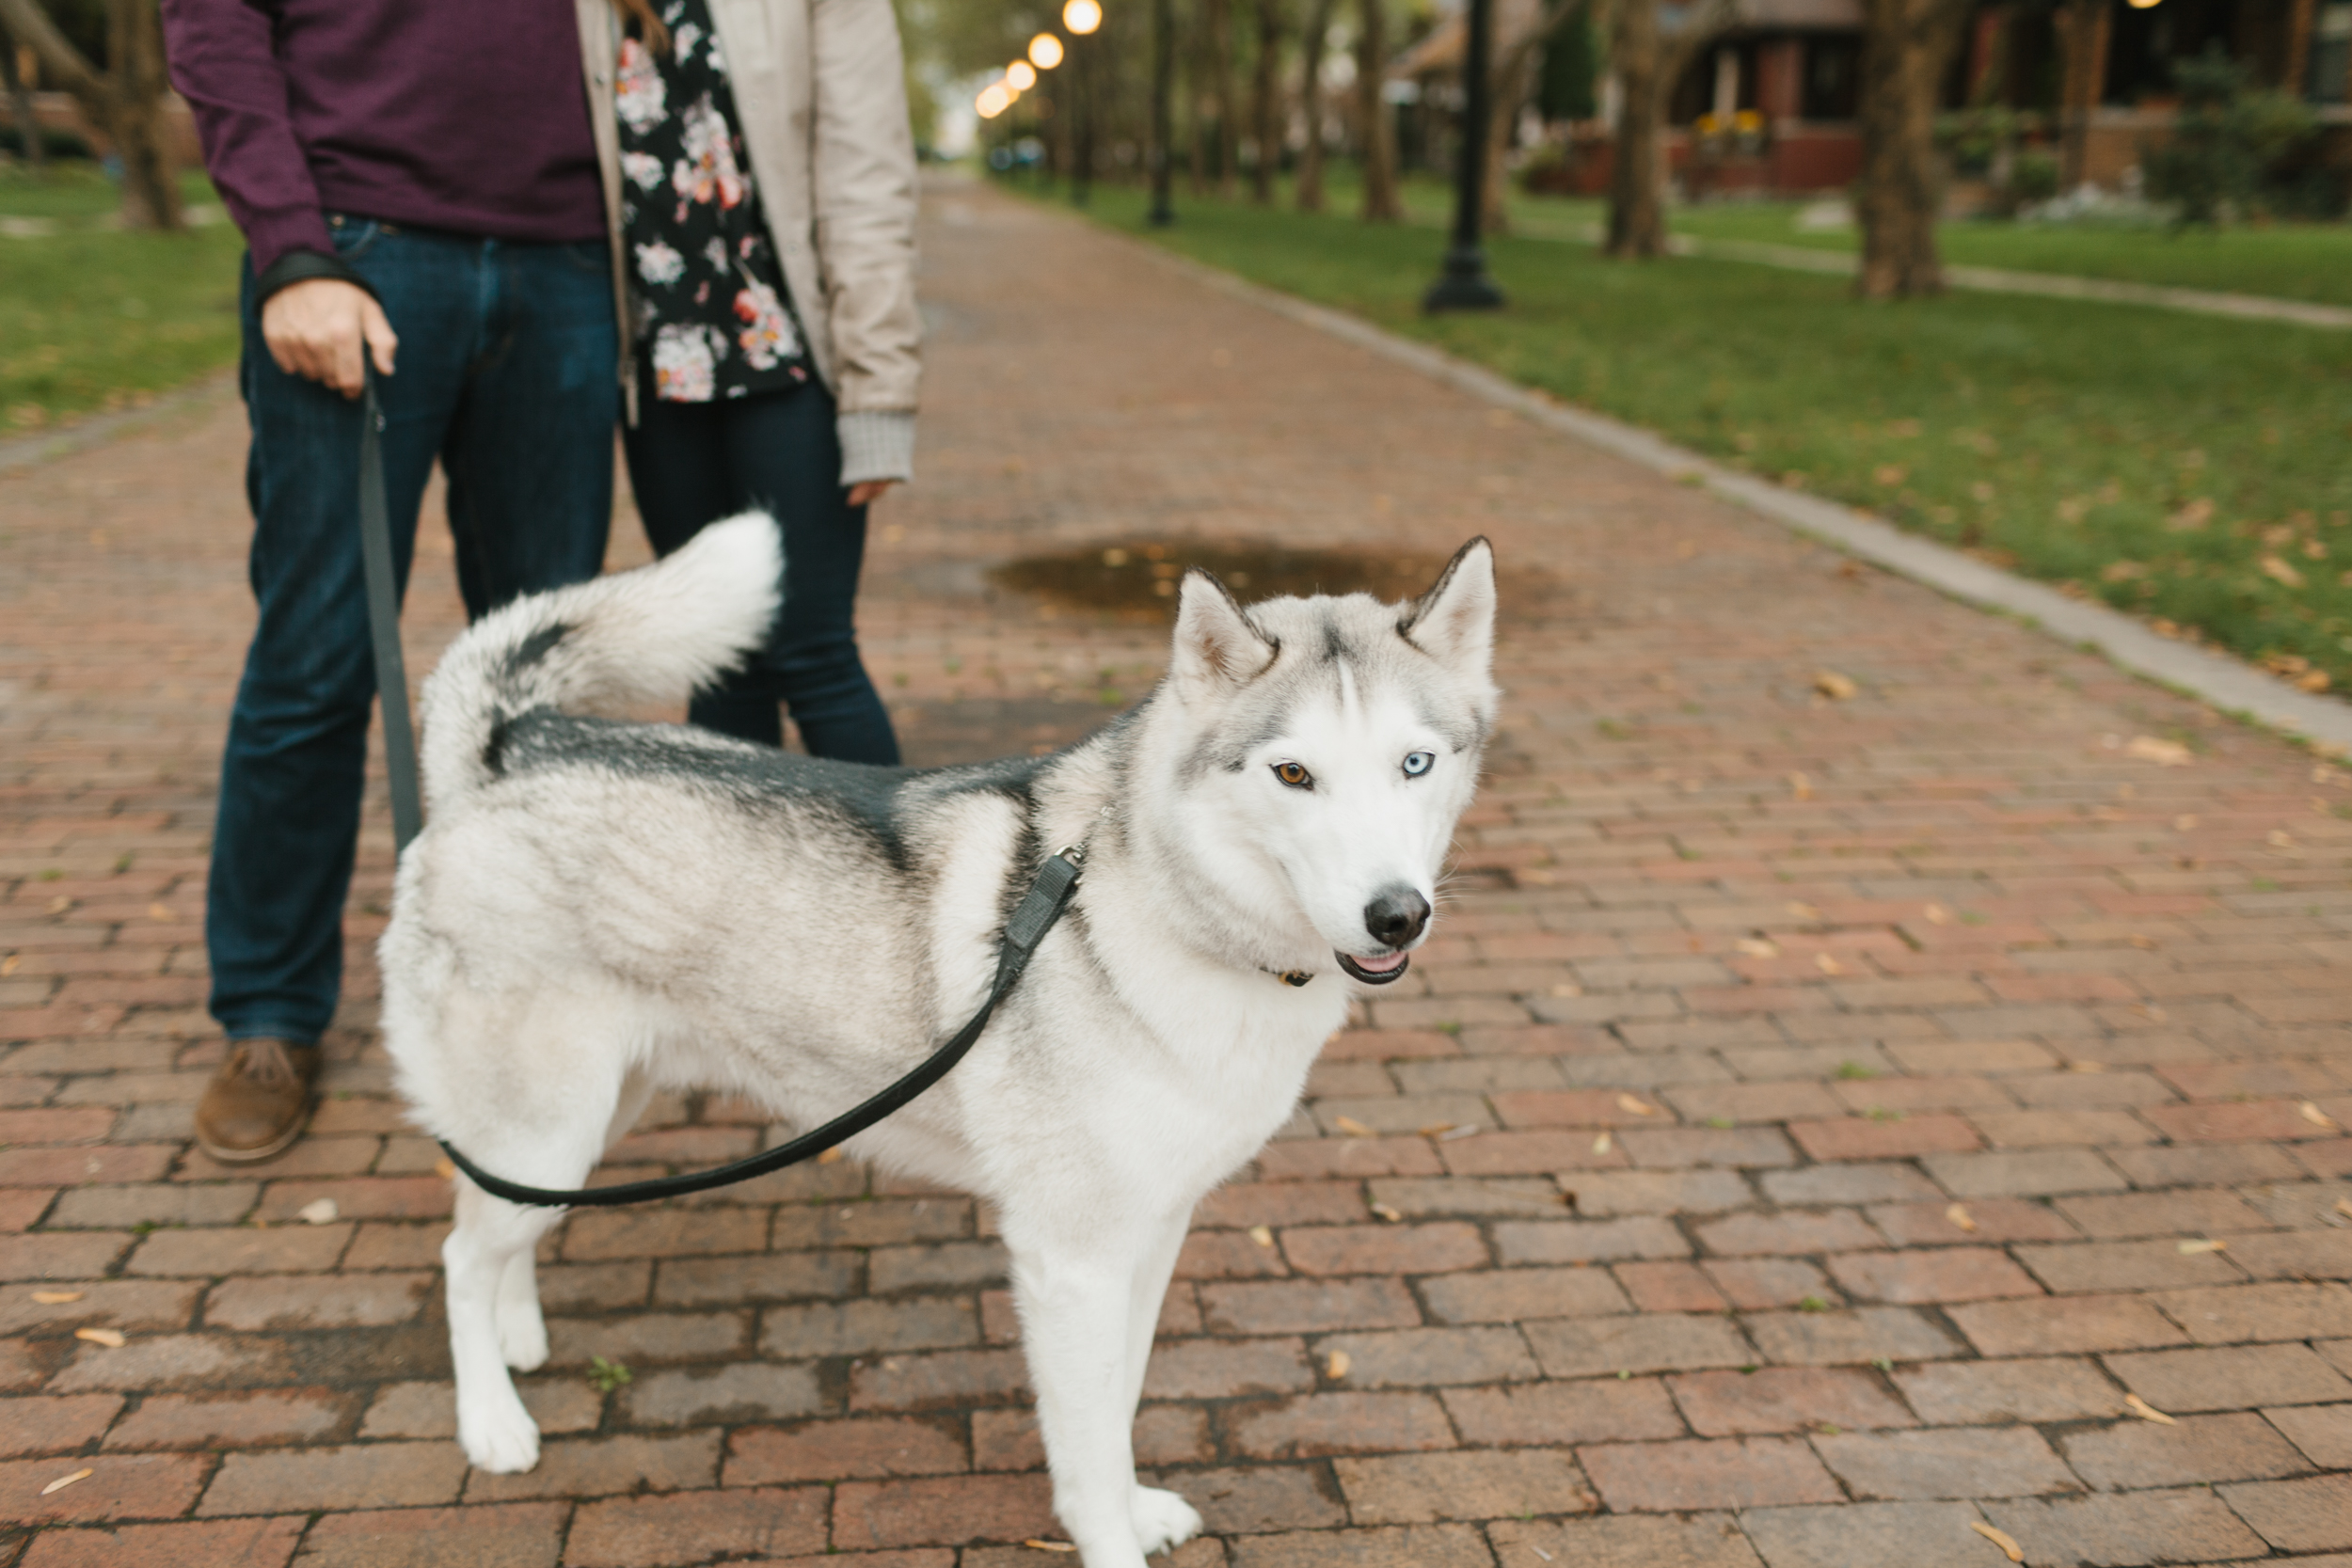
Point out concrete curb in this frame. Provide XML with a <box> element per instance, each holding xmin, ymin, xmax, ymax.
<box><xmin>1106</xmin><ymin>230</ymin><xmax>2352</xmax><ymax>752</ymax></box>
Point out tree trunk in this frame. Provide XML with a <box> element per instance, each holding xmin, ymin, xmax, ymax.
<box><xmin>1294</xmin><ymin>0</ymin><xmax>1335</xmax><ymax>208</ymax></box>
<box><xmin>1480</xmin><ymin>44</ymin><xmax>1539</xmax><ymax>234</ymax></box>
<box><xmin>1854</xmin><ymin>0</ymin><xmax>1966</xmax><ymax>298</ymax></box>
<box><xmin>1250</xmin><ymin>0</ymin><xmax>1283</xmax><ymax>200</ymax></box>
<box><xmin>1605</xmin><ymin>0</ymin><xmax>1664</xmax><ymax>255</ymax></box>
<box><xmin>1357</xmin><ymin>0</ymin><xmax>1401</xmax><ymax>219</ymax></box>
<box><xmin>2054</xmin><ymin>0</ymin><xmax>2108</xmax><ymax>192</ymax></box>
<box><xmin>1205</xmin><ymin>0</ymin><xmax>1239</xmax><ymax>194</ymax></box>
<box><xmin>0</xmin><ymin>19</ymin><xmax>44</xmax><ymax>175</ymax></box>
<box><xmin>0</xmin><ymin>0</ymin><xmax>181</xmax><ymax>228</ymax></box>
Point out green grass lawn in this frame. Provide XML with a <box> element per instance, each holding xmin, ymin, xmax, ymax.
<box><xmin>1287</xmin><ymin>166</ymin><xmax>2352</xmax><ymax>308</ymax></box>
<box><xmin>1</xmin><ymin>165</ymin><xmax>246</xmax><ymax>433</ymax></box>
<box><xmin>1667</xmin><ymin>199</ymin><xmax>2352</xmax><ymax>309</ymax></box>
<box><xmin>1025</xmin><ymin>175</ymin><xmax>2352</xmax><ymax>693</ymax></box>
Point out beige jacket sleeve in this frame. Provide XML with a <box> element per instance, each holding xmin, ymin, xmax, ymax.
<box><xmin>809</xmin><ymin>0</ymin><xmax>920</xmax><ymax>483</ymax></box>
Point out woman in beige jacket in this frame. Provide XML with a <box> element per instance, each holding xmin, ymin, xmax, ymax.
<box><xmin>582</xmin><ymin>0</ymin><xmax>920</xmax><ymax>758</ymax></box>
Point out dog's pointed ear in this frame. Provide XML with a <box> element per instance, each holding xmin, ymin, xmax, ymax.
<box><xmin>1172</xmin><ymin>568</ymin><xmax>1276</xmax><ymax>696</ymax></box>
<box><xmin>1399</xmin><ymin>537</ymin><xmax>1496</xmax><ymax>681</ymax></box>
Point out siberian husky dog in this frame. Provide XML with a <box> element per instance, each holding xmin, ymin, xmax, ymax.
<box><xmin>379</xmin><ymin>515</ymin><xmax>1497</xmax><ymax>1567</ymax></box>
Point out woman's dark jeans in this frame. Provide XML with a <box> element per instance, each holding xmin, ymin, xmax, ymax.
<box><xmin>207</xmin><ymin>218</ymin><xmax>619</xmax><ymax>1048</ymax></box>
<box><xmin>623</xmin><ymin>385</ymin><xmax>899</xmax><ymax>764</ymax></box>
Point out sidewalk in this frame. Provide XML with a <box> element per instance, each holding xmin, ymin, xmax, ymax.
<box><xmin>2</xmin><ymin>179</ymin><xmax>2349</xmax><ymax>1567</ymax></box>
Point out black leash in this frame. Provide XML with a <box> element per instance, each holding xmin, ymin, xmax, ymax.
<box><xmin>437</xmin><ymin>847</ymin><xmax>1084</xmax><ymax>1207</ymax></box>
<box><xmin>353</xmin><ymin>367</ymin><xmax>1084</xmax><ymax>1210</ymax></box>
<box><xmin>358</xmin><ymin>372</ymin><xmax>423</xmax><ymax>853</ymax></box>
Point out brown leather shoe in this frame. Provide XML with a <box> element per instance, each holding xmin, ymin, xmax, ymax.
<box><xmin>195</xmin><ymin>1037</ymin><xmax>320</xmax><ymax>1164</ymax></box>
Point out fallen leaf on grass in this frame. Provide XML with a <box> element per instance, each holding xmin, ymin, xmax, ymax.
<box><xmin>297</xmin><ymin>1198</ymin><xmax>339</xmax><ymax>1226</ymax></box>
<box><xmin>1946</xmin><ymin>1204</ymin><xmax>1977</xmax><ymax>1233</ymax></box>
<box><xmin>2167</xmin><ymin>498</ymin><xmax>2214</xmax><ymax>531</ymax></box>
<box><xmin>1333</xmin><ymin>1116</ymin><xmax>1375</xmax><ymax>1138</ymax></box>
<box><xmin>1248</xmin><ymin>1226</ymin><xmax>1275</xmax><ymax>1249</ymax></box>
<box><xmin>72</xmin><ymin>1327</ymin><xmax>123</xmax><ymax>1348</ymax></box>
<box><xmin>1813</xmin><ymin>671</ymin><xmax>1858</xmax><ymax>701</ymax></box>
<box><xmin>1592</xmin><ymin>1131</ymin><xmax>1613</xmax><ymax>1155</ymax></box>
<box><xmin>2125</xmin><ymin>736</ymin><xmax>2191</xmax><ymax>766</ymax></box>
<box><xmin>2303</xmin><ymin>1101</ymin><xmax>2338</xmax><ymax>1130</ymax></box>
<box><xmin>1616</xmin><ymin>1095</ymin><xmax>1658</xmax><ymax>1117</ymax></box>
<box><xmin>30</xmin><ymin>1291</ymin><xmax>84</xmax><ymax>1305</ymax></box>
<box><xmin>1971</xmin><ymin>1520</ymin><xmax>2026</xmax><ymax>1562</ymax></box>
<box><xmin>40</xmin><ymin>1468</ymin><xmax>93</xmax><ymax>1497</ymax></box>
<box><xmin>2177</xmin><ymin>1238</ymin><xmax>2227</xmax><ymax>1254</ymax></box>
<box><xmin>2261</xmin><ymin>556</ymin><xmax>2307</xmax><ymax>589</ymax></box>
<box><xmin>2299</xmin><ymin>670</ymin><xmax>2333</xmax><ymax>693</ymax></box>
<box><xmin>2125</xmin><ymin>1394</ymin><xmax>2177</xmax><ymax>1425</ymax></box>
<box><xmin>1327</xmin><ymin>1350</ymin><xmax>1351</xmax><ymax>1380</ymax></box>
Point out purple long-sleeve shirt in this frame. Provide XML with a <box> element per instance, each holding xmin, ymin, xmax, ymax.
<box><xmin>160</xmin><ymin>0</ymin><xmax>607</xmax><ymax>277</ymax></box>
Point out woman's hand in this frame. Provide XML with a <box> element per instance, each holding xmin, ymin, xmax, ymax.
<box><xmin>261</xmin><ymin>278</ymin><xmax>398</xmax><ymax>398</ymax></box>
<box><xmin>847</xmin><ymin>480</ymin><xmax>897</xmax><ymax>508</ymax></box>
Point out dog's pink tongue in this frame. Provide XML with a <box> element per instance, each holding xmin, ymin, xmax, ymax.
<box><xmin>1353</xmin><ymin>952</ymin><xmax>1407</xmax><ymax>973</ymax></box>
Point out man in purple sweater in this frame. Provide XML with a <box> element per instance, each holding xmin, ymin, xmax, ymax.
<box><xmin>161</xmin><ymin>0</ymin><xmax>623</xmax><ymax>1162</ymax></box>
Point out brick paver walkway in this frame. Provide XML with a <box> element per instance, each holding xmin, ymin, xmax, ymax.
<box><xmin>4</xmin><ymin>180</ymin><xmax>2351</xmax><ymax>1567</ymax></box>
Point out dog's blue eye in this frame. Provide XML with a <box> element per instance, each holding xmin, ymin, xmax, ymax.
<box><xmin>1273</xmin><ymin>761</ymin><xmax>1313</xmax><ymax>789</ymax></box>
<box><xmin>1403</xmin><ymin>752</ymin><xmax>1435</xmax><ymax>778</ymax></box>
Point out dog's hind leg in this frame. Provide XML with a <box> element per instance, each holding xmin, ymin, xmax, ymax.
<box><xmin>446</xmin><ymin>1177</ymin><xmax>567</xmax><ymax>1471</ymax></box>
<box><xmin>489</xmin><ymin>1068</ymin><xmax>657</xmax><ymax>1373</ymax></box>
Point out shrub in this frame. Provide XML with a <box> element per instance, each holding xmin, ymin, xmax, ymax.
<box><xmin>2142</xmin><ymin>45</ymin><xmax>2319</xmax><ymax>227</ymax></box>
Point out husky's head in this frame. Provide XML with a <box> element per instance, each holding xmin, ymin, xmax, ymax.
<box><xmin>1158</xmin><ymin>539</ymin><xmax>1499</xmax><ymax>986</ymax></box>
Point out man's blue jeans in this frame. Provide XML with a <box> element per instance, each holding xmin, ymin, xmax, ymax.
<box><xmin>208</xmin><ymin>217</ymin><xmax>618</xmax><ymax>1046</ymax></box>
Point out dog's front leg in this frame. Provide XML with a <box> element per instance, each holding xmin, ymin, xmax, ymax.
<box><xmin>1013</xmin><ymin>1237</ymin><xmax>1190</xmax><ymax>1566</ymax></box>
<box><xmin>1120</xmin><ymin>1207</ymin><xmax>1205</xmax><ymax>1555</ymax></box>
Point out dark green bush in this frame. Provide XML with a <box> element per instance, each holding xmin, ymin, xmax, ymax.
<box><xmin>2142</xmin><ymin>45</ymin><xmax>2320</xmax><ymax>227</ymax></box>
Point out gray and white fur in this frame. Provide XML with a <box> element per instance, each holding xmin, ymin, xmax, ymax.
<box><xmin>380</xmin><ymin>514</ymin><xmax>1499</xmax><ymax>1566</ymax></box>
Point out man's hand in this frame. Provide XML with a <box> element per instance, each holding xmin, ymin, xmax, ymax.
<box><xmin>847</xmin><ymin>480</ymin><xmax>897</xmax><ymax>508</ymax></box>
<box><xmin>261</xmin><ymin>277</ymin><xmax>397</xmax><ymax>398</ymax></box>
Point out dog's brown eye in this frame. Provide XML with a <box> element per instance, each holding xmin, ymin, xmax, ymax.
<box><xmin>1273</xmin><ymin>762</ymin><xmax>1312</xmax><ymax>789</ymax></box>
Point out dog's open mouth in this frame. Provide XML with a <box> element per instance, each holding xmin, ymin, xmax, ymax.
<box><xmin>1337</xmin><ymin>950</ymin><xmax>1411</xmax><ymax>985</ymax></box>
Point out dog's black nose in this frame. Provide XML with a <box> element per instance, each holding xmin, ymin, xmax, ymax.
<box><xmin>1363</xmin><ymin>886</ymin><xmax>1432</xmax><ymax>949</ymax></box>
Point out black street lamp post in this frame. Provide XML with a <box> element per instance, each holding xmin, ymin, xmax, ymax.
<box><xmin>1422</xmin><ymin>0</ymin><xmax>1504</xmax><ymax>312</ymax></box>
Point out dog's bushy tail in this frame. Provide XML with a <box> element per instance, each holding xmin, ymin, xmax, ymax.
<box><xmin>419</xmin><ymin>512</ymin><xmax>783</xmax><ymax>809</ymax></box>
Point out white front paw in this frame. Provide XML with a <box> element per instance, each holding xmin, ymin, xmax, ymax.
<box><xmin>457</xmin><ymin>1388</ymin><xmax>542</xmax><ymax>1473</ymax></box>
<box><xmin>1132</xmin><ymin>1485</ymin><xmax>1203</xmax><ymax>1557</ymax></box>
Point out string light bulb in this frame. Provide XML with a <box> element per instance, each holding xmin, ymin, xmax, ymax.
<box><xmin>1029</xmin><ymin>32</ymin><xmax>1066</xmax><ymax>69</ymax></box>
<box><xmin>1063</xmin><ymin>0</ymin><xmax>1104</xmax><ymax>35</ymax></box>
<box><xmin>976</xmin><ymin>81</ymin><xmax>1012</xmax><ymax>118</ymax></box>
<box><xmin>1006</xmin><ymin>59</ymin><xmax>1038</xmax><ymax>91</ymax></box>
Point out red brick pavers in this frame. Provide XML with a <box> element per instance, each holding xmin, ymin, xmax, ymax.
<box><xmin>3</xmin><ymin>179</ymin><xmax>2350</xmax><ymax>1564</ymax></box>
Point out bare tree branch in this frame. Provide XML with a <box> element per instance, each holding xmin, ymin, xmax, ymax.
<box><xmin>0</xmin><ymin>0</ymin><xmax>103</xmax><ymax>99</ymax></box>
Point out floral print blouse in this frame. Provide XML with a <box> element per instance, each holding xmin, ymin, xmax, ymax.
<box><xmin>615</xmin><ymin>0</ymin><xmax>812</xmax><ymax>404</ymax></box>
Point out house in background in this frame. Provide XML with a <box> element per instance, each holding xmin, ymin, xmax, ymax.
<box><xmin>1399</xmin><ymin>0</ymin><xmax>2352</xmax><ymax>199</ymax></box>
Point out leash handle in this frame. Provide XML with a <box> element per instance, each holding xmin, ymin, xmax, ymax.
<box><xmin>357</xmin><ymin>370</ymin><xmax>424</xmax><ymax>854</ymax></box>
<box><xmin>438</xmin><ymin>849</ymin><xmax>1086</xmax><ymax>1208</ymax></box>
